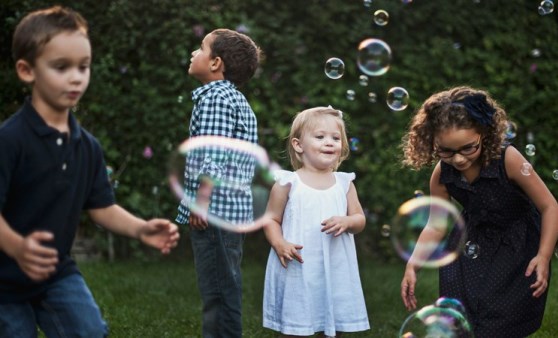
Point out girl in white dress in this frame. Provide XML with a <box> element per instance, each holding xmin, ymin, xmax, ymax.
<box><xmin>262</xmin><ymin>106</ymin><xmax>370</xmax><ymax>337</ymax></box>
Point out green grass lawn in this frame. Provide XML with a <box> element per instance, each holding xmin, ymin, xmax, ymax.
<box><xmin>79</xmin><ymin>256</ymin><xmax>558</xmax><ymax>337</ymax></box>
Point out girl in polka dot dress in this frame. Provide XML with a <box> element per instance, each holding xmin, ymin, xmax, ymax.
<box><xmin>399</xmin><ymin>86</ymin><xmax>558</xmax><ymax>338</ymax></box>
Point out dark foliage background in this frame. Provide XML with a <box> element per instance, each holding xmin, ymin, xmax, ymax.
<box><xmin>1</xmin><ymin>0</ymin><xmax>557</xmax><ymax>260</ymax></box>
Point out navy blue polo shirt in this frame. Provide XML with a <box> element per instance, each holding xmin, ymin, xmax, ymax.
<box><xmin>0</xmin><ymin>97</ymin><xmax>115</xmax><ymax>302</ymax></box>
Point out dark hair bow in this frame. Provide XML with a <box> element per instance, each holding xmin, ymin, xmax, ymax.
<box><xmin>454</xmin><ymin>94</ymin><xmax>496</xmax><ymax>126</ymax></box>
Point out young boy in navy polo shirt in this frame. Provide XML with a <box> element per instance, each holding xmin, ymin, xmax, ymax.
<box><xmin>0</xmin><ymin>6</ymin><xmax>180</xmax><ymax>337</ymax></box>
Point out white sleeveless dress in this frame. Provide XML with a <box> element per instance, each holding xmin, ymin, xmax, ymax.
<box><xmin>263</xmin><ymin>170</ymin><xmax>370</xmax><ymax>336</ymax></box>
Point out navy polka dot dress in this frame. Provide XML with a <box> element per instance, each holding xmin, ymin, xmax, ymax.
<box><xmin>439</xmin><ymin>146</ymin><xmax>548</xmax><ymax>338</ymax></box>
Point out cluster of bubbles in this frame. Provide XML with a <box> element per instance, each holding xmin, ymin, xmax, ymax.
<box><xmin>400</xmin><ymin>297</ymin><xmax>473</xmax><ymax>338</ymax></box>
<box><xmin>539</xmin><ymin>0</ymin><xmax>554</xmax><ymax>15</ymax></box>
<box><xmin>168</xmin><ymin>135</ymin><xmax>278</xmax><ymax>233</ymax></box>
<box><xmin>390</xmin><ymin>195</ymin><xmax>466</xmax><ymax>268</ymax></box>
<box><xmin>324</xmin><ymin>4</ymin><xmax>411</xmax><ymax>113</ymax></box>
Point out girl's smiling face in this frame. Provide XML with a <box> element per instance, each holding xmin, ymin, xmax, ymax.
<box><xmin>435</xmin><ymin>128</ymin><xmax>482</xmax><ymax>172</ymax></box>
<box><xmin>292</xmin><ymin>115</ymin><xmax>343</xmax><ymax>172</ymax></box>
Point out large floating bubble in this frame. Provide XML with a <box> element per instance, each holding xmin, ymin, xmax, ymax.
<box><xmin>357</xmin><ymin>38</ymin><xmax>392</xmax><ymax>76</ymax></box>
<box><xmin>168</xmin><ymin>136</ymin><xmax>278</xmax><ymax>233</ymax></box>
<box><xmin>391</xmin><ymin>196</ymin><xmax>466</xmax><ymax>268</ymax></box>
<box><xmin>399</xmin><ymin>304</ymin><xmax>474</xmax><ymax>338</ymax></box>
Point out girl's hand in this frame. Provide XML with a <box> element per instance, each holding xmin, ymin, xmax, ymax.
<box><xmin>321</xmin><ymin>216</ymin><xmax>350</xmax><ymax>236</ymax></box>
<box><xmin>525</xmin><ymin>254</ymin><xmax>550</xmax><ymax>298</ymax></box>
<box><xmin>401</xmin><ymin>264</ymin><xmax>418</xmax><ymax>311</ymax></box>
<box><xmin>273</xmin><ymin>240</ymin><xmax>303</xmax><ymax>268</ymax></box>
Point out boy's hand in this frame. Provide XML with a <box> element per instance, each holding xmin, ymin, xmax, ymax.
<box><xmin>189</xmin><ymin>177</ymin><xmax>213</xmax><ymax>230</ymax></box>
<box><xmin>273</xmin><ymin>240</ymin><xmax>303</xmax><ymax>268</ymax></box>
<box><xmin>138</xmin><ymin>219</ymin><xmax>180</xmax><ymax>254</ymax></box>
<box><xmin>321</xmin><ymin>216</ymin><xmax>350</xmax><ymax>236</ymax></box>
<box><xmin>14</xmin><ymin>231</ymin><xmax>58</xmax><ymax>282</ymax></box>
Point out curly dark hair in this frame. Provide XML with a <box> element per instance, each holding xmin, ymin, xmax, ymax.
<box><xmin>401</xmin><ymin>86</ymin><xmax>508</xmax><ymax>169</ymax></box>
<box><xmin>210</xmin><ymin>28</ymin><xmax>262</xmax><ymax>87</ymax></box>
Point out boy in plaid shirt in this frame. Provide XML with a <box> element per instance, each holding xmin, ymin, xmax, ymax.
<box><xmin>176</xmin><ymin>28</ymin><xmax>261</xmax><ymax>337</ymax></box>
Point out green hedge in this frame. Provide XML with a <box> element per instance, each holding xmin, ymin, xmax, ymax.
<box><xmin>1</xmin><ymin>0</ymin><xmax>557</xmax><ymax>259</ymax></box>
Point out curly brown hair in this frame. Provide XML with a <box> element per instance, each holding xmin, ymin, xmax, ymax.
<box><xmin>401</xmin><ymin>86</ymin><xmax>508</xmax><ymax>170</ymax></box>
<box><xmin>210</xmin><ymin>28</ymin><xmax>262</xmax><ymax>87</ymax></box>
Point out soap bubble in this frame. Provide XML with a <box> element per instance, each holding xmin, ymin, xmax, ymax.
<box><xmin>387</xmin><ymin>87</ymin><xmax>410</xmax><ymax>111</ymax></box>
<box><xmin>391</xmin><ymin>196</ymin><xmax>466</xmax><ymax>268</ymax></box>
<box><xmin>357</xmin><ymin>38</ymin><xmax>392</xmax><ymax>76</ymax></box>
<box><xmin>324</xmin><ymin>57</ymin><xmax>345</xmax><ymax>79</ymax></box>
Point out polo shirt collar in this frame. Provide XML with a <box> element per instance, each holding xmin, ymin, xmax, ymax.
<box><xmin>22</xmin><ymin>96</ymin><xmax>82</xmax><ymax>140</ymax></box>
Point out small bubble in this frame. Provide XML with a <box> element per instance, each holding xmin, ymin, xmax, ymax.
<box><xmin>552</xmin><ymin>169</ymin><xmax>558</xmax><ymax>180</ymax></box>
<box><xmin>359</xmin><ymin>75</ymin><xmax>369</xmax><ymax>87</ymax></box>
<box><xmin>349</xmin><ymin>137</ymin><xmax>360</xmax><ymax>151</ymax></box>
<box><xmin>357</xmin><ymin>38</ymin><xmax>392</xmax><ymax>77</ymax></box>
<box><xmin>368</xmin><ymin>92</ymin><xmax>377</xmax><ymax>103</ymax></box>
<box><xmin>387</xmin><ymin>87</ymin><xmax>409</xmax><ymax>111</ymax></box>
<box><xmin>381</xmin><ymin>224</ymin><xmax>391</xmax><ymax>237</ymax></box>
<box><xmin>520</xmin><ymin>162</ymin><xmax>533</xmax><ymax>176</ymax></box>
<box><xmin>177</xmin><ymin>95</ymin><xmax>183</xmax><ymax>103</ymax></box>
<box><xmin>505</xmin><ymin>121</ymin><xmax>517</xmax><ymax>140</ymax></box>
<box><xmin>324</xmin><ymin>57</ymin><xmax>345</xmax><ymax>79</ymax></box>
<box><xmin>464</xmin><ymin>241</ymin><xmax>480</xmax><ymax>259</ymax></box>
<box><xmin>363</xmin><ymin>0</ymin><xmax>373</xmax><ymax>8</ymax></box>
<box><xmin>346</xmin><ymin>89</ymin><xmax>356</xmax><ymax>101</ymax></box>
<box><xmin>525</xmin><ymin>144</ymin><xmax>536</xmax><ymax>156</ymax></box>
<box><xmin>373</xmin><ymin>10</ymin><xmax>389</xmax><ymax>26</ymax></box>
<box><xmin>531</xmin><ymin>49</ymin><xmax>542</xmax><ymax>57</ymax></box>
<box><xmin>538</xmin><ymin>0</ymin><xmax>554</xmax><ymax>15</ymax></box>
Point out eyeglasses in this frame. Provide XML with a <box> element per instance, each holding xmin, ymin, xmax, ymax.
<box><xmin>435</xmin><ymin>135</ymin><xmax>481</xmax><ymax>158</ymax></box>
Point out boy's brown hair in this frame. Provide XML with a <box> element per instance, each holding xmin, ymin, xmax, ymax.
<box><xmin>12</xmin><ymin>5</ymin><xmax>88</xmax><ymax>65</ymax></box>
<box><xmin>210</xmin><ymin>28</ymin><xmax>261</xmax><ymax>87</ymax></box>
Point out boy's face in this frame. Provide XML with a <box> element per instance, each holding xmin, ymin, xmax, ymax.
<box><xmin>20</xmin><ymin>30</ymin><xmax>91</xmax><ymax>114</ymax></box>
<box><xmin>188</xmin><ymin>33</ymin><xmax>220</xmax><ymax>84</ymax></box>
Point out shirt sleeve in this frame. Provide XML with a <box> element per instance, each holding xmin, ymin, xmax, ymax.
<box><xmin>83</xmin><ymin>138</ymin><xmax>116</xmax><ymax>209</ymax></box>
<box><xmin>0</xmin><ymin>135</ymin><xmax>16</xmax><ymax>211</ymax></box>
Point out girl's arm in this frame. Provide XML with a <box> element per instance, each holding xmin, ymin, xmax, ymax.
<box><xmin>262</xmin><ymin>182</ymin><xmax>303</xmax><ymax>268</ymax></box>
<box><xmin>321</xmin><ymin>182</ymin><xmax>366</xmax><ymax>236</ymax></box>
<box><xmin>504</xmin><ymin>146</ymin><xmax>558</xmax><ymax>297</ymax></box>
<box><xmin>401</xmin><ymin>162</ymin><xmax>451</xmax><ymax>310</ymax></box>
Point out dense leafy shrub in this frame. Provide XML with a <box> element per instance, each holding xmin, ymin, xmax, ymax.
<box><xmin>1</xmin><ymin>0</ymin><xmax>557</xmax><ymax>260</ymax></box>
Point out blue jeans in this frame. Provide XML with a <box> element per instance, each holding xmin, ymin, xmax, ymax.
<box><xmin>0</xmin><ymin>273</ymin><xmax>107</xmax><ymax>338</ymax></box>
<box><xmin>190</xmin><ymin>226</ymin><xmax>244</xmax><ymax>338</ymax></box>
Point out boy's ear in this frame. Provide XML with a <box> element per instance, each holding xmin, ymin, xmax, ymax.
<box><xmin>210</xmin><ymin>56</ymin><xmax>224</xmax><ymax>73</ymax></box>
<box><xmin>15</xmin><ymin>59</ymin><xmax>35</xmax><ymax>84</ymax></box>
<box><xmin>292</xmin><ymin>138</ymin><xmax>303</xmax><ymax>153</ymax></box>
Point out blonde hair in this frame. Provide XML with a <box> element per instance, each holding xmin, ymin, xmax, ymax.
<box><xmin>401</xmin><ymin>86</ymin><xmax>508</xmax><ymax>169</ymax></box>
<box><xmin>287</xmin><ymin>106</ymin><xmax>349</xmax><ymax>170</ymax></box>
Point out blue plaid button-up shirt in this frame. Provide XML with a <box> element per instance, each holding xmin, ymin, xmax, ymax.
<box><xmin>176</xmin><ymin>80</ymin><xmax>258</xmax><ymax>226</ymax></box>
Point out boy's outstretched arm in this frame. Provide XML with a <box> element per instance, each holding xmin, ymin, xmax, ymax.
<box><xmin>88</xmin><ymin>205</ymin><xmax>180</xmax><ymax>254</ymax></box>
<box><xmin>0</xmin><ymin>214</ymin><xmax>58</xmax><ymax>281</ymax></box>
